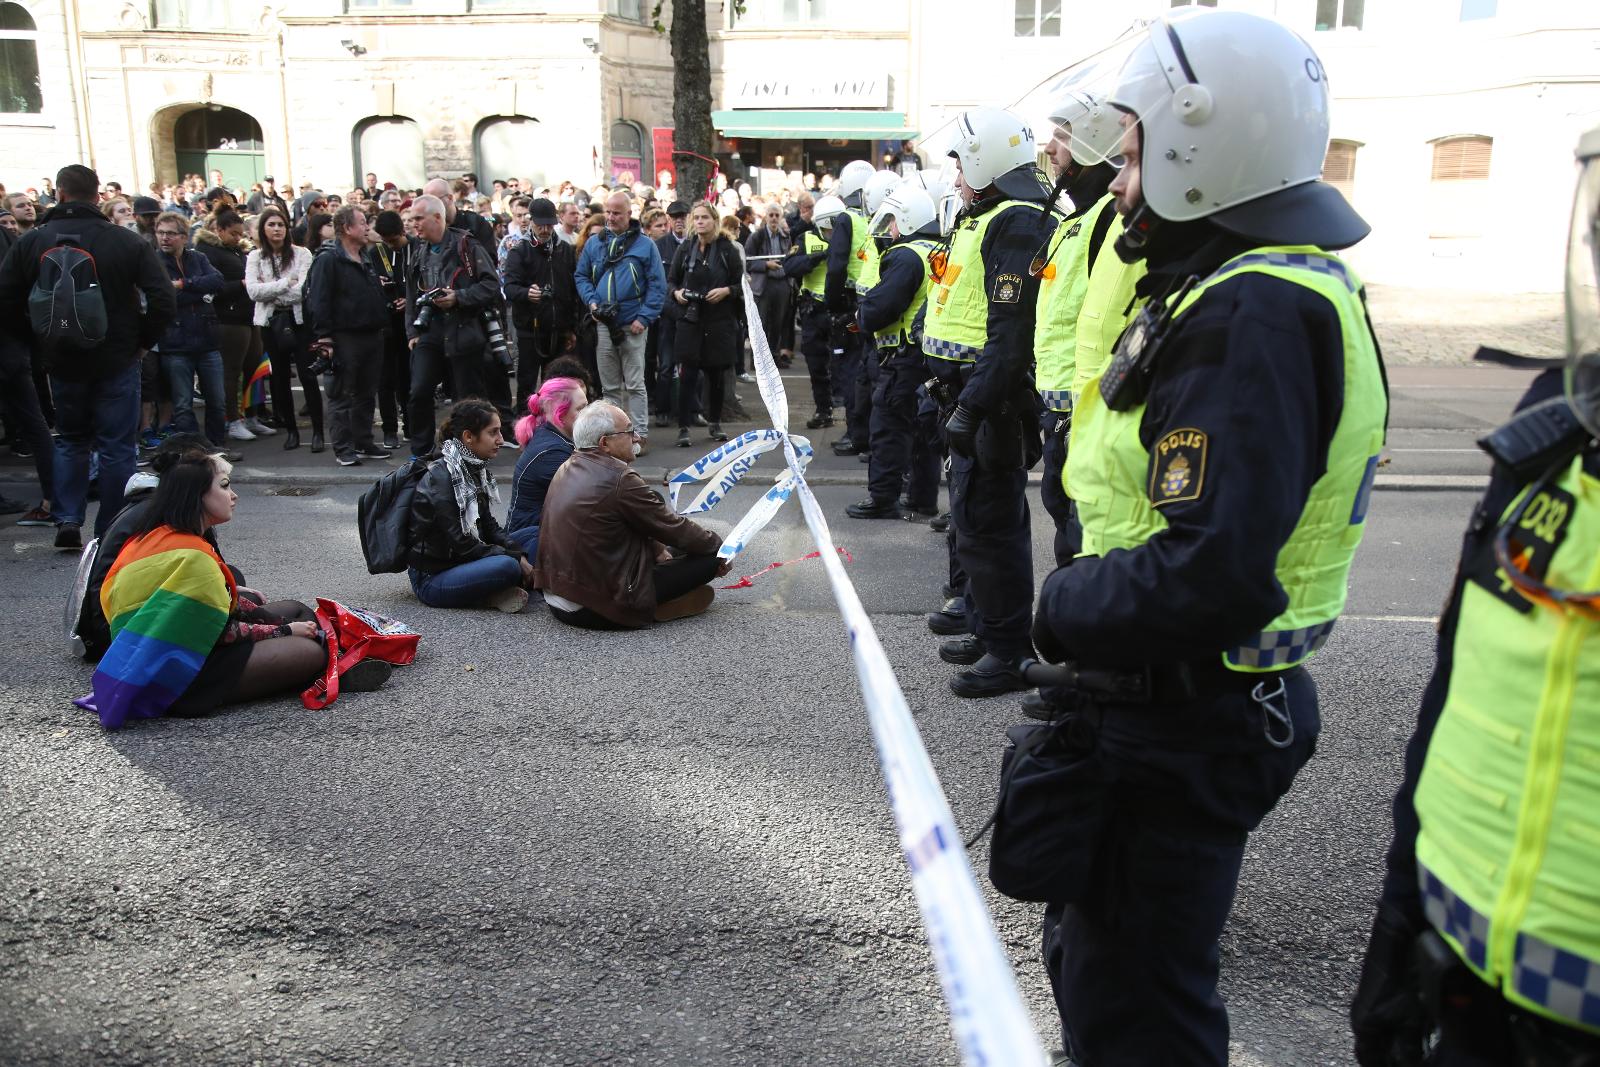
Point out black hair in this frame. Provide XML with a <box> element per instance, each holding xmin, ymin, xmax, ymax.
<box><xmin>438</xmin><ymin>398</ymin><xmax>499</xmax><ymax>442</ymax></box>
<box><xmin>542</xmin><ymin>355</ymin><xmax>596</xmax><ymax>398</ymax></box>
<box><xmin>374</xmin><ymin>209</ymin><xmax>404</xmax><ymax>238</ymax></box>
<box><xmin>255</xmin><ymin>206</ymin><xmax>293</xmax><ymax>274</ymax></box>
<box><xmin>213</xmin><ymin>208</ymin><xmax>243</xmax><ymax>231</ymax></box>
<box><xmin>132</xmin><ymin>453</ymin><xmax>226</xmax><ymax>537</ymax></box>
<box><xmin>56</xmin><ymin>164</ymin><xmax>99</xmax><ymax>203</ymax></box>
<box><xmin>302</xmin><ymin>212</ymin><xmax>333</xmax><ymax>248</ymax></box>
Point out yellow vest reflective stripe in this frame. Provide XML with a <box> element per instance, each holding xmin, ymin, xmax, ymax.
<box><xmin>846</xmin><ymin>209</ymin><xmax>878</xmax><ymax>294</ymax></box>
<box><xmin>1035</xmin><ymin>193</ymin><xmax>1114</xmax><ymax>412</ymax></box>
<box><xmin>922</xmin><ymin>199</ymin><xmax>1046</xmax><ymax>365</ymax></box>
<box><xmin>1070</xmin><ymin>210</ymin><xmax>1145</xmax><ymax>399</ymax></box>
<box><xmin>798</xmin><ymin>231</ymin><xmax>827</xmax><ymax>299</ymax></box>
<box><xmin>1415</xmin><ymin>455</ymin><xmax>1600</xmax><ymax>1034</ymax></box>
<box><xmin>1067</xmin><ymin>246</ymin><xmax>1388</xmax><ymax>673</ymax></box>
<box><xmin>871</xmin><ymin>239</ymin><xmax>936</xmax><ymax>349</ymax></box>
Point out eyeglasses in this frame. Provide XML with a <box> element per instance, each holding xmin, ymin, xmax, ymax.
<box><xmin>599</xmin><ymin>426</ymin><xmax>642</xmax><ymax>441</ymax></box>
<box><xmin>156</xmin><ymin>230</ymin><xmax>184</xmax><ymax>239</ymax></box>
<box><xmin>1492</xmin><ymin>464</ymin><xmax>1600</xmax><ymax>620</ymax></box>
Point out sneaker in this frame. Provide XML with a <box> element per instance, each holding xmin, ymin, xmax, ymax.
<box><xmin>17</xmin><ymin>505</ymin><xmax>54</xmax><ymax>527</ymax></box>
<box><xmin>486</xmin><ymin>586</ymin><xmax>529</xmax><ymax>613</ymax></box>
<box><xmin>336</xmin><ymin>453</ymin><xmax>362</xmax><ymax>467</ymax></box>
<box><xmin>501</xmin><ymin>438</ymin><xmax>520</xmax><ymax>451</ymax></box>
<box><xmin>220</xmin><ymin>449</ymin><xmax>245</xmax><ymax>463</ymax></box>
<box><xmin>339</xmin><ymin>658</ymin><xmax>393</xmax><ymax>693</ymax></box>
<box><xmin>54</xmin><ymin>523</ymin><xmax>82</xmax><ymax>550</ymax></box>
<box><xmin>12</xmin><ymin>439</ymin><xmax>32</xmax><ymax>457</ymax></box>
<box><xmin>226</xmin><ymin>419</ymin><xmax>256</xmax><ymax>441</ymax></box>
<box><xmin>244</xmin><ymin>416</ymin><xmax>277</xmax><ymax>436</ymax></box>
<box><xmin>676</xmin><ymin>428</ymin><xmax>692</xmax><ymax>448</ymax></box>
<box><xmin>357</xmin><ymin>447</ymin><xmax>392</xmax><ymax>460</ymax></box>
<box><xmin>693</xmin><ymin>414</ymin><xmax>709</xmax><ymax>427</ymax></box>
<box><xmin>382</xmin><ymin>433</ymin><xmax>400</xmax><ymax>451</ymax></box>
<box><xmin>654</xmin><ymin>412</ymin><xmax>671</xmax><ymax>429</ymax></box>
<box><xmin>708</xmin><ymin>423</ymin><xmax>729</xmax><ymax>443</ymax></box>
<box><xmin>653</xmin><ymin>585</ymin><xmax>714</xmax><ymax>623</ymax></box>
<box><xmin>139</xmin><ymin>429</ymin><xmax>162</xmax><ymax>450</ymax></box>
<box><xmin>737</xmin><ymin>372</ymin><xmax>757</xmax><ymax>384</ymax></box>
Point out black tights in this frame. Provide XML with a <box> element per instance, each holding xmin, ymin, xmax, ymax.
<box><xmin>678</xmin><ymin>364</ymin><xmax>724</xmax><ymax>428</ymax></box>
<box><xmin>230</xmin><ymin>600</ymin><xmax>323</xmax><ymax>704</ymax></box>
<box><xmin>266</xmin><ymin>325</ymin><xmax>323</xmax><ymax>434</ymax></box>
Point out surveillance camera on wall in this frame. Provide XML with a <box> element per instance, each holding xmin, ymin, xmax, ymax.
<box><xmin>341</xmin><ymin>39</ymin><xmax>367</xmax><ymax>56</ymax></box>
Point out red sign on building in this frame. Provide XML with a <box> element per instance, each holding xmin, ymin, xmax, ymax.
<box><xmin>651</xmin><ymin>127</ymin><xmax>676</xmax><ymax>187</ymax></box>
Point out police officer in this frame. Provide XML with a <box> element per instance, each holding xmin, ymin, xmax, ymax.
<box><xmin>826</xmin><ymin>159</ymin><xmax>880</xmax><ymax>457</ymax></box>
<box><xmin>846</xmin><ymin>183</ymin><xmax>942</xmax><ymax>520</ymax></box>
<box><xmin>1031</xmin><ymin>71</ymin><xmax>1125</xmax><ymax>567</ymax></box>
<box><xmin>1026</xmin><ymin>10</ymin><xmax>1387</xmax><ymax>1063</ymax></box>
<box><xmin>1350</xmin><ymin>127</ymin><xmax>1600</xmax><ymax>1067</ymax></box>
<box><xmin>923</xmin><ymin>107</ymin><xmax>1051</xmax><ymax>698</ymax></box>
<box><xmin>783</xmin><ymin>194</ymin><xmax>844</xmax><ymax>429</ymax></box>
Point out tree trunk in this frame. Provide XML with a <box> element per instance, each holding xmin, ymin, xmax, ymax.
<box><xmin>667</xmin><ymin>0</ymin><xmax>714</xmax><ymax>204</ymax></box>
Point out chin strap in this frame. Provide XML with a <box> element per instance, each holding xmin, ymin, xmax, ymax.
<box><xmin>1114</xmin><ymin>202</ymin><xmax>1161</xmax><ymax>263</ymax></box>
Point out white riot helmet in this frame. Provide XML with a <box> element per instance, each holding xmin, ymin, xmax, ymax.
<box><xmin>947</xmin><ymin>107</ymin><xmax>1037</xmax><ymax>193</ymax></box>
<box><xmin>863</xmin><ymin>170</ymin><xmax>902</xmax><ymax>217</ymax></box>
<box><xmin>836</xmin><ymin>160</ymin><xmax>876</xmax><ymax>205</ymax></box>
<box><xmin>1036</xmin><ymin>33</ymin><xmax>1142</xmax><ymax>167</ymax></box>
<box><xmin>812</xmin><ymin>193</ymin><xmax>848</xmax><ymax>235</ymax></box>
<box><xmin>1108</xmin><ymin>8</ymin><xmax>1367</xmax><ymax>249</ymax></box>
<box><xmin>870</xmin><ymin>184</ymin><xmax>939</xmax><ymax>239</ymax></box>
<box><xmin>1568</xmin><ymin>125</ymin><xmax>1600</xmax><ymax>436</ymax></box>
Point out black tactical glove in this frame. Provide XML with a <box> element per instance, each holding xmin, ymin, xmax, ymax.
<box><xmin>945</xmin><ymin>403</ymin><xmax>980</xmax><ymax>459</ymax></box>
<box><xmin>1351</xmin><ymin>901</ymin><xmax>1429</xmax><ymax>1067</ymax></box>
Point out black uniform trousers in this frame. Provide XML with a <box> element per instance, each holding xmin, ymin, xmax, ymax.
<box><xmin>841</xmin><ymin>331</ymin><xmax>872</xmax><ymax>447</ymax></box>
<box><xmin>948</xmin><ymin>415</ymin><xmax>1034</xmax><ymax>661</ymax></box>
<box><xmin>911</xmin><ymin>385</ymin><xmax>942</xmax><ymax>513</ymax></box>
<box><xmin>1041</xmin><ymin>668</ymin><xmax>1319</xmax><ymax>1067</ymax></box>
<box><xmin>407</xmin><ymin>336</ymin><xmax>491</xmax><ymax>458</ymax></box>
<box><xmin>1039</xmin><ymin>408</ymin><xmax>1082</xmax><ymax>568</ymax></box>
<box><xmin>798</xmin><ymin>299</ymin><xmax>832</xmax><ymax>414</ymax></box>
<box><xmin>326</xmin><ymin>329</ymin><xmax>384</xmax><ymax>460</ymax></box>
<box><xmin>867</xmin><ymin>346</ymin><xmax>936</xmax><ymax>507</ymax></box>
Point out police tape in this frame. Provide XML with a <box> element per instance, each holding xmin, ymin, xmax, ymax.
<box><xmin>666</xmin><ymin>280</ymin><xmax>1046</xmax><ymax>1065</ymax></box>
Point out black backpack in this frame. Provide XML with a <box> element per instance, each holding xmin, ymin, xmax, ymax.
<box><xmin>29</xmin><ymin>235</ymin><xmax>109</xmax><ymax>352</ymax></box>
<box><xmin>357</xmin><ymin>457</ymin><xmax>429</xmax><ymax>574</ymax></box>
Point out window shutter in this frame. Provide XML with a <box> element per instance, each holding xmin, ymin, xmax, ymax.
<box><xmin>1431</xmin><ymin>137</ymin><xmax>1493</xmax><ymax>182</ymax></box>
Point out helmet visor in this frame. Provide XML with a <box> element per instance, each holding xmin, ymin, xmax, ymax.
<box><xmin>1106</xmin><ymin>19</ymin><xmax>1185</xmax><ymax>130</ymax></box>
<box><xmin>1036</xmin><ymin>33</ymin><xmax>1145</xmax><ymax>165</ymax></box>
<box><xmin>870</xmin><ymin>204</ymin><xmax>899</xmax><ymax>239</ymax></box>
<box><xmin>1566</xmin><ymin>153</ymin><xmax>1600</xmax><ymax>436</ymax></box>
<box><xmin>936</xmin><ymin>189</ymin><xmax>963</xmax><ymax>236</ymax></box>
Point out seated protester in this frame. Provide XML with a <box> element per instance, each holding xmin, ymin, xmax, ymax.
<box><xmin>505</xmin><ymin>377</ymin><xmax>588</xmax><ymax>559</ymax></box>
<box><xmin>80</xmin><ymin>452</ymin><xmax>391</xmax><ymax>730</ymax></box>
<box><xmin>534</xmin><ymin>401</ymin><xmax>730</xmax><ymax>630</ymax></box>
<box><xmin>406</xmin><ymin>399</ymin><xmax>533</xmax><ymax>613</ymax></box>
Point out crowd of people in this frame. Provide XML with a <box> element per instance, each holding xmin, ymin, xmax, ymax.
<box><xmin>5</xmin><ymin>8</ymin><xmax>1599</xmax><ymax>1067</ymax></box>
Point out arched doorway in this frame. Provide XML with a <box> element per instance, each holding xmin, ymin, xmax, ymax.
<box><xmin>353</xmin><ymin>116</ymin><xmax>425</xmax><ymax>192</ymax></box>
<box><xmin>474</xmin><ymin>116</ymin><xmax>543</xmax><ymax>188</ymax></box>
<box><xmin>154</xmin><ymin>104</ymin><xmax>266</xmax><ymax>190</ymax></box>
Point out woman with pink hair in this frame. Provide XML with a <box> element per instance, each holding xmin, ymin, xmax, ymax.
<box><xmin>505</xmin><ymin>377</ymin><xmax>588</xmax><ymax>559</ymax></box>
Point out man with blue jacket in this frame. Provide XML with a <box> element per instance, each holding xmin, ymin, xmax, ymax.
<box><xmin>575</xmin><ymin>191</ymin><xmax>666</xmax><ymax>455</ymax></box>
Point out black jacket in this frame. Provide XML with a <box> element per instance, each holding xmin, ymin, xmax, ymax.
<box><xmin>455</xmin><ymin>210</ymin><xmax>498</xmax><ymax>260</ymax></box>
<box><xmin>304</xmin><ymin>240</ymin><xmax>389</xmax><ymax>337</ymax></box>
<box><xmin>366</xmin><ymin>238</ymin><xmax>413</xmax><ymax>329</ymax></box>
<box><xmin>503</xmin><ymin>235</ymin><xmax>576</xmax><ymax>342</ymax></box>
<box><xmin>193</xmin><ymin>229</ymin><xmax>254</xmax><ymax>326</ymax></box>
<box><xmin>0</xmin><ymin>201</ymin><xmax>175</xmax><ymax>381</ymax></box>
<box><xmin>668</xmin><ymin>235</ymin><xmax>743</xmax><ymax>371</ymax></box>
<box><xmin>405</xmin><ymin>458</ymin><xmax>525</xmax><ymax>574</ymax></box>
<box><xmin>405</xmin><ymin>230</ymin><xmax>502</xmax><ymax>351</ymax></box>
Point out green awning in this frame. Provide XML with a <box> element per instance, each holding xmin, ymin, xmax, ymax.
<box><xmin>711</xmin><ymin>110</ymin><xmax>917</xmax><ymax>140</ymax></box>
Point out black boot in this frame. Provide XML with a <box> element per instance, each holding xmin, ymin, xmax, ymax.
<box><xmin>831</xmin><ymin>437</ymin><xmax>861</xmax><ymax>457</ymax></box>
<box><xmin>310</xmin><ymin>429</ymin><xmax>325</xmax><ymax>453</ymax></box>
<box><xmin>283</xmin><ymin>428</ymin><xmax>301</xmax><ymax>451</ymax></box>
<box><xmin>938</xmin><ymin>635</ymin><xmax>984</xmax><ymax>666</ymax></box>
<box><xmin>926</xmin><ymin>597</ymin><xmax>967</xmax><ymax>636</ymax></box>
<box><xmin>929</xmin><ymin>512</ymin><xmax>951</xmax><ymax>533</ymax></box>
<box><xmin>950</xmin><ymin>654</ymin><xmax>1030</xmax><ymax>699</ymax></box>
<box><xmin>805</xmin><ymin>409</ymin><xmax>834</xmax><ymax>429</ymax></box>
<box><xmin>846</xmin><ymin>498</ymin><xmax>902</xmax><ymax>520</ymax></box>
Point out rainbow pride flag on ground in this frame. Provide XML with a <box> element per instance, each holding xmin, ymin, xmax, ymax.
<box><xmin>75</xmin><ymin>528</ymin><xmax>236</xmax><ymax>730</ymax></box>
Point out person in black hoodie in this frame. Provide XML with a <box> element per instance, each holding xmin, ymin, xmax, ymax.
<box><xmin>367</xmin><ymin>209</ymin><xmax>413</xmax><ymax>451</ymax></box>
<box><xmin>502</xmin><ymin>197</ymin><xmax>576</xmax><ymax>415</ymax></box>
<box><xmin>194</xmin><ymin>208</ymin><xmax>272</xmax><ymax>442</ymax></box>
<box><xmin>0</xmin><ymin>165</ymin><xmax>176</xmax><ymax>548</ymax></box>
<box><xmin>304</xmin><ymin>205</ymin><xmax>391</xmax><ymax>467</ymax></box>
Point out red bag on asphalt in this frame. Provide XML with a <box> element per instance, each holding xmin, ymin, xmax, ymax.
<box><xmin>302</xmin><ymin>598</ymin><xmax>420</xmax><ymax>710</ymax></box>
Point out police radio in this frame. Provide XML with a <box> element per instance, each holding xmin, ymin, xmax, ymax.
<box><xmin>1098</xmin><ymin>274</ymin><xmax>1199</xmax><ymax>412</ymax></box>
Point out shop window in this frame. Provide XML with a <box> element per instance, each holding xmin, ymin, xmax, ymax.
<box><xmin>354</xmin><ymin>116</ymin><xmax>425</xmax><ymax>192</ymax></box>
<box><xmin>476</xmin><ymin>116</ymin><xmax>544</xmax><ymax>188</ymax></box>
<box><xmin>610</xmin><ymin>120</ymin><xmax>645</xmax><ymax>185</ymax></box>
<box><xmin>1314</xmin><ymin>0</ymin><xmax>1363</xmax><ymax>31</ymax></box>
<box><xmin>152</xmin><ymin>0</ymin><xmax>255</xmax><ymax>28</ymax></box>
<box><xmin>1015</xmin><ymin>0</ymin><xmax>1061</xmax><ymax>37</ymax></box>
<box><xmin>0</xmin><ymin>1</ymin><xmax>41</xmax><ymax>113</ymax></box>
<box><xmin>1460</xmin><ymin>0</ymin><xmax>1495</xmax><ymax>19</ymax></box>
<box><xmin>604</xmin><ymin>0</ymin><xmax>644</xmax><ymax>20</ymax></box>
<box><xmin>1322</xmin><ymin>140</ymin><xmax>1358</xmax><ymax>200</ymax></box>
<box><xmin>732</xmin><ymin>0</ymin><xmax>827</xmax><ymax>25</ymax></box>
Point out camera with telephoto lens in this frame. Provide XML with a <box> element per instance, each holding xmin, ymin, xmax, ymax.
<box><xmin>482</xmin><ymin>309</ymin><xmax>511</xmax><ymax>367</ymax></box>
<box><xmin>591</xmin><ymin>301</ymin><xmax>625</xmax><ymax>346</ymax></box>
<box><xmin>412</xmin><ymin>289</ymin><xmax>439</xmax><ymax>332</ymax></box>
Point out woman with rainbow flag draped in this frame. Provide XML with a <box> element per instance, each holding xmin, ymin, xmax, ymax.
<box><xmin>77</xmin><ymin>453</ymin><xmax>391</xmax><ymax>730</ymax></box>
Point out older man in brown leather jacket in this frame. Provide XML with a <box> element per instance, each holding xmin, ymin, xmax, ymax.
<box><xmin>534</xmin><ymin>400</ymin><xmax>728</xmax><ymax>628</ymax></box>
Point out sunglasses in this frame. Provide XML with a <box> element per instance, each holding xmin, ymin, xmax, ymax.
<box><xmin>1492</xmin><ymin>464</ymin><xmax>1599</xmax><ymax>620</ymax></box>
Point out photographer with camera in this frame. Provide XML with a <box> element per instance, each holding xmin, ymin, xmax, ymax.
<box><xmin>305</xmin><ymin>204</ymin><xmax>391</xmax><ymax>467</ymax></box>
<box><xmin>503</xmin><ymin>197</ymin><xmax>576</xmax><ymax>415</ymax></box>
<box><xmin>403</xmin><ymin>194</ymin><xmax>505</xmax><ymax>459</ymax></box>
<box><xmin>574</xmin><ymin>191</ymin><xmax>666</xmax><ymax>456</ymax></box>
<box><xmin>667</xmin><ymin>202</ymin><xmax>742</xmax><ymax>448</ymax></box>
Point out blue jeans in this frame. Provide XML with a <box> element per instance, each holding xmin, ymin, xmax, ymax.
<box><xmin>162</xmin><ymin>349</ymin><xmax>227</xmax><ymax>445</ymax></box>
<box><xmin>408</xmin><ymin>555</ymin><xmax>523</xmax><ymax>609</ymax></box>
<box><xmin>51</xmin><ymin>363</ymin><xmax>142</xmax><ymax>535</ymax></box>
<box><xmin>505</xmin><ymin>525</ymin><xmax>541</xmax><ymax>561</ymax></box>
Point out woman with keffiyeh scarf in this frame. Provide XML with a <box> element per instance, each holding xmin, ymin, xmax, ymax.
<box><xmin>405</xmin><ymin>399</ymin><xmax>533</xmax><ymax>612</ymax></box>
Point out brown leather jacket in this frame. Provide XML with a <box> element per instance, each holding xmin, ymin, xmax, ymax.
<box><xmin>533</xmin><ymin>449</ymin><xmax>722</xmax><ymax>627</ymax></box>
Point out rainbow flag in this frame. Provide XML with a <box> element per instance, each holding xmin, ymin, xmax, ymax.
<box><xmin>241</xmin><ymin>351</ymin><xmax>272</xmax><ymax>412</ymax></box>
<box><xmin>75</xmin><ymin>528</ymin><xmax>236</xmax><ymax>730</ymax></box>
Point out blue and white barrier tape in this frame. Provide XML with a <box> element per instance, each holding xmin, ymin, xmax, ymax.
<box><xmin>668</xmin><ymin>280</ymin><xmax>1045</xmax><ymax>1065</ymax></box>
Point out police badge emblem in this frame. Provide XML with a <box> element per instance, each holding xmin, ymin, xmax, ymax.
<box><xmin>1149</xmin><ymin>427</ymin><xmax>1208</xmax><ymax>506</ymax></box>
<box><xmin>993</xmin><ymin>273</ymin><xmax>1023</xmax><ymax>304</ymax></box>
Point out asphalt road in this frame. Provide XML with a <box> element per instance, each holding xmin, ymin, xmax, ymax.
<box><xmin>0</xmin><ymin>448</ymin><xmax>1476</xmax><ymax>1066</ymax></box>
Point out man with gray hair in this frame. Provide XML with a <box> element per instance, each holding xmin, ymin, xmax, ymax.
<box><xmin>534</xmin><ymin>400</ymin><xmax>727</xmax><ymax>628</ymax></box>
<box><xmin>574</xmin><ymin>191</ymin><xmax>666</xmax><ymax>456</ymax></box>
<box><xmin>402</xmin><ymin>194</ymin><xmax>503</xmax><ymax>458</ymax></box>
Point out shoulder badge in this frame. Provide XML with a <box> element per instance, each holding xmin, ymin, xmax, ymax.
<box><xmin>1149</xmin><ymin>428</ymin><xmax>1208</xmax><ymax>507</ymax></box>
<box><xmin>993</xmin><ymin>273</ymin><xmax>1023</xmax><ymax>304</ymax></box>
